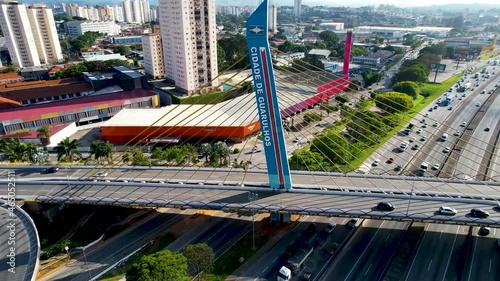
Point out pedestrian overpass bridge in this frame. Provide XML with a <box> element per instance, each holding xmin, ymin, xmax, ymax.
<box><xmin>3</xmin><ymin>166</ymin><xmax>500</xmax><ymax>227</ymax></box>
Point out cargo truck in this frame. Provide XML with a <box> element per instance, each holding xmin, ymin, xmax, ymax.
<box><xmin>277</xmin><ymin>244</ymin><xmax>314</xmax><ymax>281</ymax></box>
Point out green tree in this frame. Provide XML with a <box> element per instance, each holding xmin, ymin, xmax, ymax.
<box><xmin>122</xmin><ymin>152</ymin><xmax>131</xmax><ymax>164</ymax></box>
<box><xmin>217</xmin><ymin>44</ymin><xmax>226</xmax><ymax>70</ymax></box>
<box><xmin>126</xmin><ymin>250</ymin><xmax>190</xmax><ymax>281</ymax></box>
<box><xmin>199</xmin><ymin>143</ymin><xmax>213</xmax><ymax>162</ymax></box>
<box><xmin>183</xmin><ymin>243</ymin><xmax>215</xmax><ymax>279</ymax></box>
<box><xmin>361</xmin><ymin>69</ymin><xmax>382</xmax><ymax>87</ymax></box>
<box><xmin>346</xmin><ymin>110</ymin><xmax>388</xmax><ymax>145</ymax></box>
<box><xmin>374</xmin><ymin>92</ymin><xmax>413</xmax><ymax>113</ymax></box>
<box><xmin>289</xmin><ymin>150</ymin><xmax>328</xmax><ymax>171</ymax></box>
<box><xmin>132</xmin><ymin>149</ymin><xmax>150</xmax><ymax>166</ymax></box>
<box><xmin>1</xmin><ymin>139</ymin><xmax>37</xmax><ymax>162</ymax></box>
<box><xmin>319</xmin><ymin>103</ymin><xmax>337</xmax><ymax>115</ymax></box>
<box><xmin>36</xmin><ymin>125</ymin><xmax>51</xmax><ymax>146</ymax></box>
<box><xmin>213</xmin><ymin>141</ymin><xmax>229</xmax><ymax>166</ymax></box>
<box><xmin>303</xmin><ymin>112</ymin><xmax>321</xmax><ymax>124</ymax></box>
<box><xmin>54</xmin><ymin>138</ymin><xmax>82</xmax><ymax>162</ymax></box>
<box><xmin>391</xmin><ymin>66</ymin><xmax>428</xmax><ymax>84</ymax></box>
<box><xmin>311</xmin><ymin>131</ymin><xmax>352</xmax><ymax>165</ymax></box>
<box><xmin>392</xmin><ymin>81</ymin><xmax>420</xmax><ymax>99</ymax></box>
<box><xmin>113</xmin><ymin>45</ymin><xmax>129</xmax><ymax>55</ymax></box>
<box><xmin>318</xmin><ymin>30</ymin><xmax>339</xmax><ymax>49</ymax></box>
<box><xmin>89</xmin><ymin>140</ymin><xmax>114</xmax><ymax>163</ymax></box>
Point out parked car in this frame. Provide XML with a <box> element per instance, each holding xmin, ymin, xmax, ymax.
<box><xmin>305</xmin><ymin>223</ymin><xmax>317</xmax><ymax>235</ymax></box>
<box><xmin>376</xmin><ymin>202</ymin><xmax>395</xmax><ymax>211</ymax></box>
<box><xmin>45</xmin><ymin>166</ymin><xmax>59</xmax><ymax>173</ymax></box>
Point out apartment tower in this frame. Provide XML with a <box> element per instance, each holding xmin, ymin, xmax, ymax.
<box><xmin>0</xmin><ymin>0</ymin><xmax>62</xmax><ymax>68</ymax></box>
<box><xmin>158</xmin><ymin>0</ymin><xmax>218</xmax><ymax>94</ymax></box>
<box><xmin>294</xmin><ymin>0</ymin><xmax>301</xmax><ymax>17</ymax></box>
<box><xmin>142</xmin><ymin>33</ymin><xmax>165</xmax><ymax>79</ymax></box>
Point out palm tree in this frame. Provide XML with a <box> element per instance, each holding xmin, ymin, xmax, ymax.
<box><xmin>36</xmin><ymin>125</ymin><xmax>51</xmax><ymax>146</ymax></box>
<box><xmin>89</xmin><ymin>140</ymin><xmax>114</xmax><ymax>163</ymax></box>
<box><xmin>55</xmin><ymin>138</ymin><xmax>82</xmax><ymax>162</ymax></box>
<box><xmin>2</xmin><ymin>138</ymin><xmax>37</xmax><ymax>162</ymax></box>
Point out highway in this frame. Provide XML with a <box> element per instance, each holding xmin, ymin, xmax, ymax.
<box><xmin>403</xmin><ymin>224</ymin><xmax>468</xmax><ymax>281</ymax></box>
<box><xmin>463</xmin><ymin>226</ymin><xmax>500</xmax><ymax>281</ymax></box>
<box><xmin>359</xmin><ymin>64</ymin><xmax>500</xmax><ymax>184</ymax></box>
<box><xmin>40</xmin><ymin>212</ymin><xmax>182</xmax><ymax>281</ymax></box>
<box><xmin>319</xmin><ymin>220</ymin><xmax>409</xmax><ymax>281</ymax></box>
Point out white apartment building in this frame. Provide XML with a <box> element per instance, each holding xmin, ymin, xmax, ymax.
<box><xmin>122</xmin><ymin>0</ymin><xmax>150</xmax><ymax>24</ymax></box>
<box><xmin>142</xmin><ymin>33</ymin><xmax>165</xmax><ymax>79</ymax></box>
<box><xmin>65</xmin><ymin>20</ymin><xmax>120</xmax><ymax>37</ymax></box>
<box><xmin>294</xmin><ymin>0</ymin><xmax>301</xmax><ymax>17</ymax></box>
<box><xmin>159</xmin><ymin>0</ymin><xmax>218</xmax><ymax>94</ymax></box>
<box><xmin>27</xmin><ymin>4</ymin><xmax>63</xmax><ymax>65</ymax></box>
<box><xmin>0</xmin><ymin>0</ymin><xmax>62</xmax><ymax>68</ymax></box>
<box><xmin>268</xmin><ymin>2</ymin><xmax>277</xmax><ymax>31</ymax></box>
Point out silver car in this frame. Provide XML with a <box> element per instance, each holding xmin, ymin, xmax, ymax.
<box><xmin>439</xmin><ymin>206</ymin><xmax>457</xmax><ymax>216</ymax></box>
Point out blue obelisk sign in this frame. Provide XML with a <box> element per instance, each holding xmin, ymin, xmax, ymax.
<box><xmin>246</xmin><ymin>0</ymin><xmax>292</xmax><ymax>190</ymax></box>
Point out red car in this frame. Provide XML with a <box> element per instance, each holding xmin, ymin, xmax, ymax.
<box><xmin>387</xmin><ymin>157</ymin><xmax>395</xmax><ymax>164</ymax></box>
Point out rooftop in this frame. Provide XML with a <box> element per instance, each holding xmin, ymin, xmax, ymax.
<box><xmin>0</xmin><ymin>78</ymin><xmax>94</xmax><ymax>102</ymax></box>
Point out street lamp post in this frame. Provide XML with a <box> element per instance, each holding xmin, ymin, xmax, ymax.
<box><xmin>248</xmin><ymin>192</ymin><xmax>258</xmax><ymax>251</ymax></box>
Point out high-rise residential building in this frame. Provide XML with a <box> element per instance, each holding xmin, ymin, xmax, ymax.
<box><xmin>142</xmin><ymin>33</ymin><xmax>165</xmax><ymax>79</ymax></box>
<box><xmin>0</xmin><ymin>0</ymin><xmax>62</xmax><ymax>68</ymax></box>
<box><xmin>65</xmin><ymin>20</ymin><xmax>120</xmax><ymax>37</ymax></box>
<box><xmin>159</xmin><ymin>0</ymin><xmax>218</xmax><ymax>94</ymax></box>
<box><xmin>268</xmin><ymin>2</ymin><xmax>277</xmax><ymax>31</ymax></box>
<box><xmin>27</xmin><ymin>3</ymin><xmax>63</xmax><ymax>65</ymax></box>
<box><xmin>122</xmin><ymin>0</ymin><xmax>133</xmax><ymax>23</ymax></box>
<box><xmin>294</xmin><ymin>0</ymin><xmax>301</xmax><ymax>17</ymax></box>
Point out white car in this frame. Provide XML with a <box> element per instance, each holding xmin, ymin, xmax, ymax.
<box><xmin>432</xmin><ymin>163</ymin><xmax>440</xmax><ymax>170</ymax></box>
<box><xmin>292</xmin><ymin>137</ymin><xmax>302</xmax><ymax>143</ymax></box>
<box><xmin>439</xmin><ymin>206</ymin><xmax>457</xmax><ymax>216</ymax></box>
<box><xmin>476</xmin><ymin>102</ymin><xmax>481</xmax><ymax>107</ymax></box>
<box><xmin>433</xmin><ymin>122</ymin><xmax>439</xmax><ymax>127</ymax></box>
<box><xmin>372</xmin><ymin>159</ymin><xmax>381</xmax><ymax>166</ymax></box>
<box><xmin>460</xmin><ymin>122</ymin><xmax>467</xmax><ymax>127</ymax></box>
<box><xmin>409</xmin><ymin>137</ymin><xmax>416</xmax><ymax>143</ymax></box>
<box><xmin>443</xmin><ymin>147</ymin><xmax>451</xmax><ymax>153</ymax></box>
<box><xmin>252</xmin><ymin>146</ymin><xmax>262</xmax><ymax>153</ymax></box>
<box><xmin>96</xmin><ymin>172</ymin><xmax>108</xmax><ymax>177</ymax></box>
<box><xmin>416</xmin><ymin>129</ymin><xmax>422</xmax><ymax>134</ymax></box>
<box><xmin>454</xmin><ymin>131</ymin><xmax>461</xmax><ymax>136</ymax></box>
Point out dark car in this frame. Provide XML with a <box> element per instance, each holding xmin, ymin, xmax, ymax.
<box><xmin>346</xmin><ymin>218</ymin><xmax>359</xmax><ymax>229</ymax></box>
<box><xmin>302</xmin><ymin>272</ymin><xmax>313</xmax><ymax>281</ymax></box>
<box><xmin>305</xmin><ymin>223</ymin><xmax>317</xmax><ymax>235</ymax></box>
<box><xmin>394</xmin><ymin>165</ymin><xmax>402</xmax><ymax>171</ymax></box>
<box><xmin>485</xmin><ymin>127</ymin><xmax>490</xmax><ymax>132</ymax></box>
<box><xmin>470</xmin><ymin>208</ymin><xmax>489</xmax><ymax>218</ymax></box>
<box><xmin>376</xmin><ymin>202</ymin><xmax>395</xmax><ymax>211</ymax></box>
<box><xmin>479</xmin><ymin>226</ymin><xmax>491</xmax><ymax>236</ymax></box>
<box><xmin>325</xmin><ymin>243</ymin><xmax>339</xmax><ymax>255</ymax></box>
<box><xmin>45</xmin><ymin>166</ymin><xmax>59</xmax><ymax>173</ymax></box>
<box><xmin>285</xmin><ymin>244</ymin><xmax>298</xmax><ymax>257</ymax></box>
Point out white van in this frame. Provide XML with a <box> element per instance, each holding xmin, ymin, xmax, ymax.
<box><xmin>441</xmin><ymin>133</ymin><xmax>448</xmax><ymax>141</ymax></box>
<box><xmin>420</xmin><ymin>162</ymin><xmax>429</xmax><ymax>171</ymax></box>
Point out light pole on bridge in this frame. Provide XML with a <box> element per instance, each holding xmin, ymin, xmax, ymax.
<box><xmin>248</xmin><ymin>192</ymin><xmax>258</xmax><ymax>251</ymax></box>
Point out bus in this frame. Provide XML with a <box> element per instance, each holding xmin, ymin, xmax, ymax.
<box><xmin>459</xmin><ymin>82</ymin><xmax>471</xmax><ymax>92</ymax></box>
<box><xmin>443</xmin><ymin>96</ymin><xmax>453</xmax><ymax>106</ymax></box>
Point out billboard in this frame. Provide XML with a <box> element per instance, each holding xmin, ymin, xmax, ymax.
<box><xmin>246</xmin><ymin>0</ymin><xmax>292</xmax><ymax>190</ymax></box>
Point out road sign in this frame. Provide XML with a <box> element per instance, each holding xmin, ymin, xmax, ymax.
<box><xmin>430</xmin><ymin>63</ymin><xmax>446</xmax><ymax>71</ymax></box>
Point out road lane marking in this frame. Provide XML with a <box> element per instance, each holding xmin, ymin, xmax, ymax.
<box><xmin>365</xmin><ymin>264</ymin><xmax>372</xmax><ymax>276</ymax></box>
<box><xmin>262</xmin><ymin>266</ymin><xmax>268</xmax><ymax>273</ymax></box>
<box><xmin>467</xmin><ymin>235</ymin><xmax>479</xmax><ymax>281</ymax></box>
<box><xmin>272</xmin><ymin>256</ymin><xmax>278</xmax><ymax>263</ymax></box>
<box><xmin>428</xmin><ymin>260</ymin><xmax>433</xmax><ymax>271</ymax></box>
<box><xmin>385</xmin><ymin>234</ymin><xmax>391</xmax><ymax>242</ymax></box>
<box><xmin>405</xmin><ymin>223</ymin><xmax>430</xmax><ymax>281</ymax></box>
<box><xmin>344</xmin><ymin>221</ymin><xmax>385</xmax><ymax>281</ymax></box>
<box><xmin>439</xmin><ymin>230</ymin><xmax>444</xmax><ymax>239</ymax></box>
<box><xmin>489</xmin><ymin>259</ymin><xmax>492</xmax><ymax>273</ymax></box>
<box><xmin>442</xmin><ymin>226</ymin><xmax>460</xmax><ymax>281</ymax></box>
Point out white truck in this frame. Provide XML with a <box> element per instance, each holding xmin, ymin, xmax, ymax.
<box><xmin>277</xmin><ymin>244</ymin><xmax>314</xmax><ymax>281</ymax></box>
